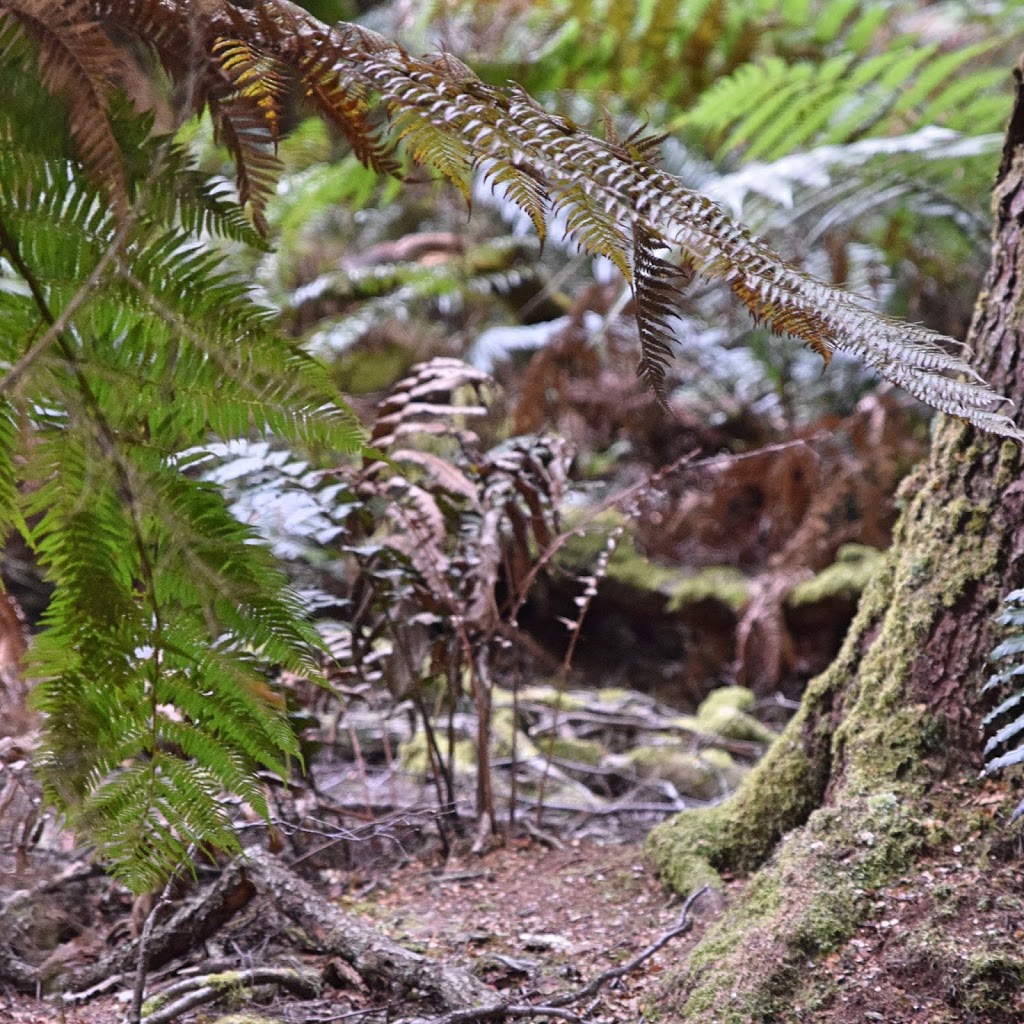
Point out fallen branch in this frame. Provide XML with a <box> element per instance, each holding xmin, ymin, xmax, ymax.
<box><xmin>63</xmin><ymin>862</ymin><xmax>255</xmax><ymax>994</ymax></box>
<box><xmin>242</xmin><ymin>847</ymin><xmax>502</xmax><ymax>1012</ymax></box>
<box><xmin>140</xmin><ymin>966</ymin><xmax>320</xmax><ymax>1024</ymax></box>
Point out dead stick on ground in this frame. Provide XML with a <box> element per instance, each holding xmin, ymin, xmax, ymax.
<box><xmin>139</xmin><ymin>966</ymin><xmax>320</xmax><ymax>1024</ymax></box>
<box><xmin>397</xmin><ymin>885</ymin><xmax>709</xmax><ymax>1024</ymax></box>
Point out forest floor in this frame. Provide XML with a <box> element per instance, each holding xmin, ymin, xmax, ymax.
<box><xmin>0</xmin><ymin>836</ymin><xmax>699</xmax><ymax>1024</ymax></box>
<box><xmin>3</xmin><ymin>770</ymin><xmax>1024</xmax><ymax>1024</ymax></box>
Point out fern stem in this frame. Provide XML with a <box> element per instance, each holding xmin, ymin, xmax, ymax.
<box><xmin>0</xmin><ymin>212</ymin><xmax>132</xmax><ymax>395</ymax></box>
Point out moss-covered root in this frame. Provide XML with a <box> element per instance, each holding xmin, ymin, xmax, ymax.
<box><xmin>645</xmin><ymin>720</ymin><xmax>825</xmax><ymax>892</ymax></box>
<box><xmin>658</xmin><ymin>790</ymin><xmax>925</xmax><ymax>1023</ymax></box>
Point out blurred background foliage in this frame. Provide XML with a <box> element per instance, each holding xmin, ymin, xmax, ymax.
<box><xmin>151</xmin><ymin>0</ymin><xmax>1024</xmax><ymax>828</ymax></box>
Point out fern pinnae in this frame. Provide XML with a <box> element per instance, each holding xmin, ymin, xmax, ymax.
<box><xmin>214</xmin><ymin>37</ymin><xmax>289</xmax><ymax>147</ymax></box>
<box><xmin>632</xmin><ymin>221</ymin><xmax>687</xmax><ymax>399</ymax></box>
<box><xmin>209</xmin><ymin>94</ymin><xmax>282</xmax><ymax>234</ymax></box>
<box><xmin>374</xmin><ymin>35</ymin><xmax>1017</xmax><ymax>434</ymax></box>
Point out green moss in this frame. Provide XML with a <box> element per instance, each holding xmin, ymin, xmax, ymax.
<box><xmin>596</xmin><ymin>686</ymin><xmax>632</xmax><ymax>704</ymax></box>
<box><xmin>698</xmin><ymin>705</ymin><xmax>776</xmax><ymax>744</ymax></box>
<box><xmin>655</xmin><ymin>852</ymin><xmax>722</xmax><ymax>896</ymax></box>
<box><xmin>557</xmin><ymin>510</ymin><xmax>681</xmax><ymax>593</ymax></box>
<box><xmin>513</xmin><ymin>685</ymin><xmax>590</xmax><ymax>712</ymax></box>
<box><xmin>678</xmin><ymin>871</ymin><xmax>785</xmax><ymax>1020</ymax></box>
<box><xmin>787</xmin><ymin>544</ymin><xmax>882</xmax><ymax>606</ymax></box>
<box><xmin>667</xmin><ymin>567</ymin><xmax>750</xmax><ymax>612</ymax></box>
<box><xmin>491</xmin><ymin>707</ymin><xmax>539</xmax><ymax>758</ymax></box>
<box><xmin>557</xmin><ymin>513</ymin><xmax>751</xmax><ymax>607</ymax></box>
<box><xmin>646</xmin><ymin>730</ymin><xmax>822</xmax><ymax>882</ymax></box>
<box><xmin>700</xmin><ymin>747</ymin><xmax>749</xmax><ymax>789</ymax></box>
<box><xmin>697</xmin><ymin>685</ymin><xmax>756</xmax><ymax>716</ymax></box>
<box><xmin>623</xmin><ymin>746</ymin><xmax>727</xmax><ymax>800</ymax></box>
<box><xmin>663</xmin><ymin>792</ymin><xmax>926</xmax><ymax>1022</ymax></box>
<box><xmin>537</xmin><ymin>735</ymin><xmax>605</xmax><ymax>765</ymax></box>
<box><xmin>960</xmin><ymin>952</ymin><xmax>1024</xmax><ymax>1014</ymax></box>
<box><xmin>401</xmin><ymin>732</ymin><xmax>477</xmax><ymax>777</ymax></box>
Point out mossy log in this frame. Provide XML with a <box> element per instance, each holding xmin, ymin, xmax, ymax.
<box><xmin>645</xmin><ymin>55</ymin><xmax>1024</xmax><ymax>1023</ymax></box>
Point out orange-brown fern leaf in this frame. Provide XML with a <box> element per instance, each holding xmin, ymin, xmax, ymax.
<box><xmin>209</xmin><ymin>93</ymin><xmax>281</xmax><ymax>235</ymax></box>
<box><xmin>1</xmin><ymin>0</ymin><xmax>130</xmax><ymax>217</ymax></box>
<box><xmin>97</xmin><ymin>0</ymin><xmax>211</xmax><ymax>112</ymax></box>
<box><xmin>213</xmin><ymin>37</ymin><xmax>289</xmax><ymax>147</ymax></box>
<box><xmin>728</xmin><ymin>274</ymin><xmax>833</xmax><ymax>365</ymax></box>
<box><xmin>297</xmin><ymin>29</ymin><xmax>399</xmax><ymax>177</ymax></box>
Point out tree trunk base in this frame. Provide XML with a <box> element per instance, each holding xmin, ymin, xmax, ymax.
<box><xmin>651</xmin><ymin>771</ymin><xmax>1024</xmax><ymax>1023</ymax></box>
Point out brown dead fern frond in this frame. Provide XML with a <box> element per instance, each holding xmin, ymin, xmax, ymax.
<box><xmin>27</xmin><ymin>0</ymin><xmax>1024</xmax><ymax>441</ymax></box>
<box><xmin>1</xmin><ymin>0</ymin><xmax>130</xmax><ymax>216</ymax></box>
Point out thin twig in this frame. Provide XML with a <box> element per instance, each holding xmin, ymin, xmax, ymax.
<box><xmin>130</xmin><ymin>852</ymin><xmax>193</xmax><ymax>1024</ymax></box>
<box><xmin>400</xmin><ymin>885</ymin><xmax>709</xmax><ymax>1024</ymax></box>
<box><xmin>547</xmin><ymin>885</ymin><xmax>709</xmax><ymax>1007</ymax></box>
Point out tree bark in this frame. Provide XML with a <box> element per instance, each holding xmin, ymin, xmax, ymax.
<box><xmin>646</xmin><ymin>54</ymin><xmax>1024</xmax><ymax>1023</ymax></box>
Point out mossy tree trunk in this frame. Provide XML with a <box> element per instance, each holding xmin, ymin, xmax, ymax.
<box><xmin>646</xmin><ymin>55</ymin><xmax>1024</xmax><ymax>1023</ymax></box>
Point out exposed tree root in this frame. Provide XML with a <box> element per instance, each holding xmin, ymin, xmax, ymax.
<box><xmin>240</xmin><ymin>847</ymin><xmax>501</xmax><ymax>1013</ymax></box>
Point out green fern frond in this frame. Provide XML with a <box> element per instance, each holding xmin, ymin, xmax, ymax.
<box><xmin>552</xmin><ymin>181</ymin><xmax>632</xmax><ymax>280</ymax></box>
<box><xmin>481</xmin><ymin>158</ymin><xmax>550</xmax><ymax>245</ymax></box>
<box><xmin>0</xmin><ymin>399</ymin><xmax>25</xmax><ymax>540</ymax></box>
<box><xmin>80</xmin><ymin>756</ymin><xmax>241</xmax><ymax>892</ymax></box>
<box><xmin>0</xmin><ymin>32</ymin><xmax>367</xmax><ymax>889</ymax></box>
<box><xmin>681</xmin><ymin>38</ymin><xmax>1006</xmax><ymax>162</ymax></box>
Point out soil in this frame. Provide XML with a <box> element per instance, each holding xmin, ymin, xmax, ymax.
<box><xmin>3</xmin><ymin>775</ymin><xmax>1024</xmax><ymax>1024</ymax></box>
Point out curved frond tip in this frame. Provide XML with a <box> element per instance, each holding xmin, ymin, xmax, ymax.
<box><xmin>40</xmin><ymin>0</ymin><xmax>1024</xmax><ymax>443</ymax></box>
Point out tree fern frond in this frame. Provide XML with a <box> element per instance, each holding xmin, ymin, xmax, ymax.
<box><xmin>479</xmin><ymin>157</ymin><xmax>549</xmax><ymax>246</ymax></box>
<box><xmin>632</xmin><ymin>222</ymin><xmax>689</xmax><ymax>399</ymax></box>
<box><xmin>298</xmin><ymin>35</ymin><xmax>400</xmax><ymax>177</ymax></box>
<box><xmin>81</xmin><ymin>757</ymin><xmax>241</xmax><ymax>892</ymax></box>
<box><xmin>214</xmin><ymin>36</ymin><xmax>290</xmax><ymax>147</ymax></box>
<box><xmin>0</xmin><ymin>32</ymin><xmax>371</xmax><ymax>888</ymax></box>
<box><xmin>983</xmin><ymin>589</ymin><xmax>1024</xmax><ymax>822</ymax></box>
<box><xmin>390</xmin><ymin>104</ymin><xmax>476</xmax><ymax>202</ymax></box>
<box><xmin>335</xmin><ymin>37</ymin><xmax>1020</xmax><ymax>438</ymax></box>
<box><xmin>552</xmin><ymin>181</ymin><xmax>632</xmax><ymax>280</ymax></box>
<box><xmin>681</xmin><ymin>38</ymin><xmax>1006</xmax><ymax>161</ymax></box>
<box><xmin>0</xmin><ymin>0</ymin><xmax>130</xmax><ymax>215</ymax></box>
<box><xmin>0</xmin><ymin>398</ymin><xmax>24</xmax><ymax>541</ymax></box>
<box><xmin>209</xmin><ymin>94</ymin><xmax>282</xmax><ymax>234</ymax></box>
<box><xmin>148</xmin><ymin>142</ymin><xmax>273</xmax><ymax>251</ymax></box>
<box><xmin>13</xmin><ymin>0</ymin><xmax>1023</xmax><ymax>440</ymax></box>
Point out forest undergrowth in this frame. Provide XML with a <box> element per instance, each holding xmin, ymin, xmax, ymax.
<box><xmin>3</xmin><ymin>0</ymin><xmax>1024</xmax><ymax>1021</ymax></box>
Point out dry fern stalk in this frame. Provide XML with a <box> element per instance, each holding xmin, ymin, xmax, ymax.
<box><xmin>2</xmin><ymin>0</ymin><xmax>1020</xmax><ymax>440</ymax></box>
